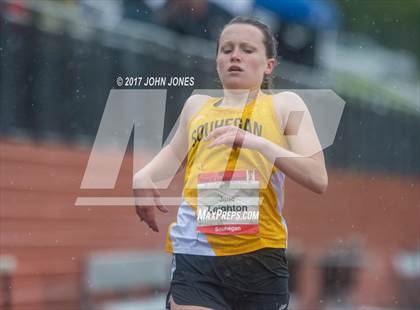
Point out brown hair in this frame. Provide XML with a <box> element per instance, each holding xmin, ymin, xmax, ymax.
<box><xmin>216</xmin><ymin>16</ymin><xmax>278</xmax><ymax>89</ymax></box>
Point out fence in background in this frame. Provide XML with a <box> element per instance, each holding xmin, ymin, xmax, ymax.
<box><xmin>0</xmin><ymin>3</ymin><xmax>419</xmax><ymax>175</ymax></box>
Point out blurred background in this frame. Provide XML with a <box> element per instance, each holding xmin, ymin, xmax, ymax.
<box><xmin>0</xmin><ymin>0</ymin><xmax>419</xmax><ymax>309</ymax></box>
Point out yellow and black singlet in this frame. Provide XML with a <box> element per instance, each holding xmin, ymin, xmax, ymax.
<box><xmin>165</xmin><ymin>93</ymin><xmax>289</xmax><ymax>256</ymax></box>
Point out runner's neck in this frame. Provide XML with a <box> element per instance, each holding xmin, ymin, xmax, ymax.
<box><xmin>218</xmin><ymin>88</ymin><xmax>260</xmax><ymax>108</ymax></box>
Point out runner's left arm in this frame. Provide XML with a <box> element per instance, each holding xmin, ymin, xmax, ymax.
<box><xmin>256</xmin><ymin>91</ymin><xmax>328</xmax><ymax>193</ymax></box>
<box><xmin>205</xmin><ymin>91</ymin><xmax>327</xmax><ymax>194</ymax></box>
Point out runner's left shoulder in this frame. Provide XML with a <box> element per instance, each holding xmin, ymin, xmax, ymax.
<box><xmin>271</xmin><ymin>91</ymin><xmax>307</xmax><ymax>126</ymax></box>
<box><xmin>272</xmin><ymin>91</ymin><xmax>306</xmax><ymax>111</ymax></box>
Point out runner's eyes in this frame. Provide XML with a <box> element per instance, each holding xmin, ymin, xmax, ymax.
<box><xmin>220</xmin><ymin>47</ymin><xmax>254</xmax><ymax>54</ymax></box>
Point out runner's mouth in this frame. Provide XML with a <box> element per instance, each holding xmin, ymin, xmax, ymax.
<box><xmin>228</xmin><ymin>66</ymin><xmax>243</xmax><ymax>72</ymax></box>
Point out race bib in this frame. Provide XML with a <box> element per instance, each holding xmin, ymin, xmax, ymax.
<box><xmin>196</xmin><ymin>170</ymin><xmax>260</xmax><ymax>235</ymax></box>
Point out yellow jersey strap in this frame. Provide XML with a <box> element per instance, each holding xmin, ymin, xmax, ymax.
<box><xmin>222</xmin><ymin>98</ymin><xmax>257</xmax><ymax>181</ymax></box>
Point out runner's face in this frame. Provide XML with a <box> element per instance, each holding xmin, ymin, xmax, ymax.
<box><xmin>217</xmin><ymin>24</ymin><xmax>275</xmax><ymax>90</ymax></box>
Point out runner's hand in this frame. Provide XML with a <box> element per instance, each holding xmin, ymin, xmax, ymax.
<box><xmin>205</xmin><ymin>125</ymin><xmax>261</xmax><ymax>150</ymax></box>
<box><xmin>133</xmin><ymin>172</ymin><xmax>168</xmax><ymax>232</ymax></box>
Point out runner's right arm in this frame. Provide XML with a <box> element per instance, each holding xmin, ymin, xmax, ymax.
<box><xmin>133</xmin><ymin>94</ymin><xmax>209</xmax><ymax>231</ymax></box>
<box><xmin>133</xmin><ymin>94</ymin><xmax>209</xmax><ymax>184</ymax></box>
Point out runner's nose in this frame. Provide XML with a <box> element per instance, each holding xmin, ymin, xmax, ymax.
<box><xmin>230</xmin><ymin>48</ymin><xmax>241</xmax><ymax>62</ymax></box>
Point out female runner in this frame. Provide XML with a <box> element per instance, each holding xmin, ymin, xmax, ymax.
<box><xmin>134</xmin><ymin>16</ymin><xmax>328</xmax><ymax>310</ymax></box>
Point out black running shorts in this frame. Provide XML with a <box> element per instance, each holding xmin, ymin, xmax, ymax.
<box><xmin>166</xmin><ymin>248</ymin><xmax>289</xmax><ymax>310</ymax></box>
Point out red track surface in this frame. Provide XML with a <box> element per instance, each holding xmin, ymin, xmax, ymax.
<box><xmin>0</xmin><ymin>140</ymin><xmax>419</xmax><ymax>309</ymax></box>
